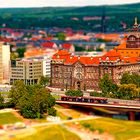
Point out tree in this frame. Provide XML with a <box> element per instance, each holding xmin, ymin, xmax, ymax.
<box><xmin>65</xmin><ymin>90</ymin><xmax>83</xmax><ymax>97</ymax></box>
<box><xmin>16</xmin><ymin>48</ymin><xmax>26</xmax><ymax>58</ymax></box>
<box><xmin>120</xmin><ymin>72</ymin><xmax>133</xmax><ymax>85</ymax></box>
<box><xmin>117</xmin><ymin>84</ymin><xmax>139</xmax><ymax>99</ymax></box>
<box><xmin>9</xmin><ymin>80</ymin><xmax>28</xmax><ymax>108</ymax></box>
<box><xmin>0</xmin><ymin>93</ymin><xmax>4</xmax><ymax>108</ymax></box>
<box><xmin>9</xmin><ymin>81</ymin><xmax>56</xmax><ymax>118</ymax></box>
<box><xmin>99</xmin><ymin>74</ymin><xmax>118</xmax><ymax>94</ymax></box>
<box><xmin>56</xmin><ymin>32</ymin><xmax>66</xmax><ymax>41</ymax></box>
<box><xmin>39</xmin><ymin>76</ymin><xmax>50</xmax><ymax>87</ymax></box>
<box><xmin>48</xmin><ymin>108</ymin><xmax>56</xmax><ymax>116</ymax></box>
<box><xmin>120</xmin><ymin>72</ymin><xmax>140</xmax><ymax>88</ymax></box>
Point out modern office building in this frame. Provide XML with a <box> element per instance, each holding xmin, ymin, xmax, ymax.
<box><xmin>10</xmin><ymin>59</ymin><xmax>43</xmax><ymax>85</ymax></box>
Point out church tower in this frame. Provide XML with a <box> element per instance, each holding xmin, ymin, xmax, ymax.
<box><xmin>126</xmin><ymin>18</ymin><xmax>140</xmax><ymax>48</ymax></box>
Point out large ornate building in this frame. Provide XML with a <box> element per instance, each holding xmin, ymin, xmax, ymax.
<box><xmin>50</xmin><ymin>20</ymin><xmax>140</xmax><ymax>91</ymax></box>
<box><xmin>115</xmin><ymin>18</ymin><xmax>140</xmax><ymax>57</ymax></box>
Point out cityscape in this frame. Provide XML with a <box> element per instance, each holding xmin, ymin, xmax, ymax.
<box><xmin>0</xmin><ymin>1</ymin><xmax>140</xmax><ymax>140</ymax></box>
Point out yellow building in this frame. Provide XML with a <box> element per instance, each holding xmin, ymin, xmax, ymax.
<box><xmin>115</xmin><ymin>18</ymin><xmax>140</xmax><ymax>57</ymax></box>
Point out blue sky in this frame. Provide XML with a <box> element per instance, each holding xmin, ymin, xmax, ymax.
<box><xmin>0</xmin><ymin>0</ymin><xmax>140</xmax><ymax>8</ymax></box>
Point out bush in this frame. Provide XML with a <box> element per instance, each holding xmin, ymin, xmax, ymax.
<box><xmin>65</xmin><ymin>90</ymin><xmax>83</xmax><ymax>97</ymax></box>
<box><xmin>48</xmin><ymin>108</ymin><xmax>56</xmax><ymax>116</ymax></box>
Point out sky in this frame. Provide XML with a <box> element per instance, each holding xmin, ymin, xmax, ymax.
<box><xmin>0</xmin><ymin>0</ymin><xmax>140</xmax><ymax>8</ymax></box>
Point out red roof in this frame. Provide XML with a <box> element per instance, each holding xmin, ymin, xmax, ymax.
<box><xmin>52</xmin><ymin>50</ymin><xmax>139</xmax><ymax>65</ymax></box>
<box><xmin>62</xmin><ymin>43</ymin><xmax>72</xmax><ymax>50</ymax></box>
<box><xmin>41</xmin><ymin>42</ymin><xmax>55</xmax><ymax>48</ymax></box>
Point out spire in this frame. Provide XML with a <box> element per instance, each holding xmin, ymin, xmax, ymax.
<box><xmin>133</xmin><ymin>17</ymin><xmax>139</xmax><ymax>31</ymax></box>
<box><xmin>134</xmin><ymin>17</ymin><xmax>138</xmax><ymax>25</ymax></box>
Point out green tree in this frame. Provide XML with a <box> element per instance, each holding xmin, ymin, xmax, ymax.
<box><xmin>0</xmin><ymin>93</ymin><xmax>4</xmax><ymax>108</ymax></box>
<box><xmin>131</xmin><ymin>73</ymin><xmax>140</xmax><ymax>88</ymax></box>
<box><xmin>16</xmin><ymin>48</ymin><xmax>26</xmax><ymax>58</ymax></box>
<box><xmin>99</xmin><ymin>74</ymin><xmax>118</xmax><ymax>94</ymax></box>
<box><xmin>9</xmin><ymin>80</ymin><xmax>28</xmax><ymax>108</ymax></box>
<box><xmin>117</xmin><ymin>84</ymin><xmax>139</xmax><ymax>99</ymax></box>
<box><xmin>120</xmin><ymin>72</ymin><xmax>133</xmax><ymax>85</ymax></box>
<box><xmin>120</xmin><ymin>72</ymin><xmax>140</xmax><ymax>88</ymax></box>
<box><xmin>65</xmin><ymin>90</ymin><xmax>83</xmax><ymax>97</ymax></box>
<box><xmin>9</xmin><ymin>81</ymin><xmax>56</xmax><ymax>118</ymax></box>
<box><xmin>56</xmin><ymin>32</ymin><xmax>66</xmax><ymax>41</ymax></box>
<box><xmin>39</xmin><ymin>76</ymin><xmax>50</xmax><ymax>87</ymax></box>
<box><xmin>48</xmin><ymin>108</ymin><xmax>56</xmax><ymax>116</ymax></box>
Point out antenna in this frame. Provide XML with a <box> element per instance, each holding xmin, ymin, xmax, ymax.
<box><xmin>101</xmin><ymin>6</ymin><xmax>106</xmax><ymax>33</ymax></box>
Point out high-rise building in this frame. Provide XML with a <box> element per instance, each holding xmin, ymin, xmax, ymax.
<box><xmin>0</xmin><ymin>42</ymin><xmax>10</xmax><ymax>84</ymax></box>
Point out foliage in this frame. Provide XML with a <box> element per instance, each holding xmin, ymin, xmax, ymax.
<box><xmin>48</xmin><ymin>108</ymin><xmax>56</xmax><ymax>116</ymax></box>
<box><xmin>75</xmin><ymin>45</ymin><xmax>85</xmax><ymax>52</ymax></box>
<box><xmin>0</xmin><ymin>93</ymin><xmax>4</xmax><ymax>108</ymax></box>
<box><xmin>56</xmin><ymin>32</ymin><xmax>66</xmax><ymax>41</ymax></box>
<box><xmin>117</xmin><ymin>84</ymin><xmax>139</xmax><ymax>100</ymax></box>
<box><xmin>120</xmin><ymin>72</ymin><xmax>140</xmax><ymax>88</ymax></box>
<box><xmin>65</xmin><ymin>90</ymin><xmax>83</xmax><ymax>97</ymax></box>
<box><xmin>9</xmin><ymin>80</ymin><xmax>56</xmax><ymax>119</ymax></box>
<box><xmin>99</xmin><ymin>74</ymin><xmax>118</xmax><ymax>94</ymax></box>
<box><xmin>9</xmin><ymin>80</ymin><xmax>28</xmax><ymax>108</ymax></box>
<box><xmin>39</xmin><ymin>76</ymin><xmax>50</xmax><ymax>87</ymax></box>
<box><xmin>16</xmin><ymin>48</ymin><xmax>26</xmax><ymax>58</ymax></box>
<box><xmin>0</xmin><ymin>3</ymin><xmax>140</xmax><ymax>32</ymax></box>
<box><xmin>10</xmin><ymin>52</ymin><xmax>18</xmax><ymax>60</ymax></box>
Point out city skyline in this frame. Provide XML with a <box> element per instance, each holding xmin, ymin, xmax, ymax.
<box><xmin>0</xmin><ymin>0</ymin><xmax>139</xmax><ymax>8</ymax></box>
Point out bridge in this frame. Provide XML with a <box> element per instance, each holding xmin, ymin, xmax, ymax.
<box><xmin>56</xmin><ymin>100</ymin><xmax>140</xmax><ymax>121</ymax></box>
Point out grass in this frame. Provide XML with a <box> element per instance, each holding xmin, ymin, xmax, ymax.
<box><xmin>0</xmin><ymin>112</ymin><xmax>22</xmax><ymax>125</ymax></box>
<box><xmin>17</xmin><ymin>125</ymin><xmax>81</xmax><ymax>140</ymax></box>
<box><xmin>80</xmin><ymin>117</ymin><xmax>140</xmax><ymax>140</ymax></box>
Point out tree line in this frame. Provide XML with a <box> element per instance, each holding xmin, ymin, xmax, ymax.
<box><xmin>65</xmin><ymin>72</ymin><xmax>140</xmax><ymax>100</ymax></box>
<box><xmin>91</xmin><ymin>72</ymin><xmax>140</xmax><ymax>100</ymax></box>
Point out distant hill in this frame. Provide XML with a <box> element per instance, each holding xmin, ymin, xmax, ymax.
<box><xmin>0</xmin><ymin>3</ymin><xmax>140</xmax><ymax>32</ymax></box>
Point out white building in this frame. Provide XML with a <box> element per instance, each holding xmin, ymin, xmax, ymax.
<box><xmin>0</xmin><ymin>42</ymin><xmax>10</xmax><ymax>84</ymax></box>
<box><xmin>42</xmin><ymin>56</ymin><xmax>51</xmax><ymax>77</ymax></box>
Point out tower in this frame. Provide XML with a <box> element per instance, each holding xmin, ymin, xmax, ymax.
<box><xmin>101</xmin><ymin>6</ymin><xmax>106</xmax><ymax>33</ymax></box>
<box><xmin>0</xmin><ymin>42</ymin><xmax>10</xmax><ymax>84</ymax></box>
<box><xmin>126</xmin><ymin>17</ymin><xmax>140</xmax><ymax>48</ymax></box>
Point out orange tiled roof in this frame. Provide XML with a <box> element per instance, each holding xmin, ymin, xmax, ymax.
<box><xmin>52</xmin><ymin>50</ymin><xmax>139</xmax><ymax>65</ymax></box>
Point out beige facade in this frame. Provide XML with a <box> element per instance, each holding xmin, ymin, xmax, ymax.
<box><xmin>0</xmin><ymin>42</ymin><xmax>10</xmax><ymax>84</ymax></box>
<box><xmin>10</xmin><ymin>59</ymin><xmax>43</xmax><ymax>85</ymax></box>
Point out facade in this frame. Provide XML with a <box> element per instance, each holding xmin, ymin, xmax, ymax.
<box><xmin>41</xmin><ymin>56</ymin><xmax>51</xmax><ymax>77</ymax></box>
<box><xmin>10</xmin><ymin>59</ymin><xmax>43</xmax><ymax>85</ymax></box>
<box><xmin>115</xmin><ymin>18</ymin><xmax>140</xmax><ymax>57</ymax></box>
<box><xmin>50</xmin><ymin>50</ymin><xmax>140</xmax><ymax>91</ymax></box>
<box><xmin>0</xmin><ymin>42</ymin><xmax>10</xmax><ymax>84</ymax></box>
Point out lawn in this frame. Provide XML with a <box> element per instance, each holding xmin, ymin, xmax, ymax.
<box><xmin>17</xmin><ymin>125</ymin><xmax>81</xmax><ymax>140</ymax></box>
<box><xmin>80</xmin><ymin>117</ymin><xmax>140</xmax><ymax>140</ymax></box>
<box><xmin>0</xmin><ymin>112</ymin><xmax>22</xmax><ymax>125</ymax></box>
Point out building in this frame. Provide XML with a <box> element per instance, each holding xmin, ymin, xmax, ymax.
<box><xmin>10</xmin><ymin>59</ymin><xmax>43</xmax><ymax>85</ymax></box>
<box><xmin>50</xmin><ymin>50</ymin><xmax>139</xmax><ymax>91</ymax></box>
<box><xmin>42</xmin><ymin>57</ymin><xmax>51</xmax><ymax>77</ymax></box>
<box><xmin>115</xmin><ymin>18</ymin><xmax>140</xmax><ymax>57</ymax></box>
<box><xmin>0</xmin><ymin>42</ymin><xmax>10</xmax><ymax>84</ymax></box>
<box><xmin>50</xmin><ymin>19</ymin><xmax>140</xmax><ymax>91</ymax></box>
